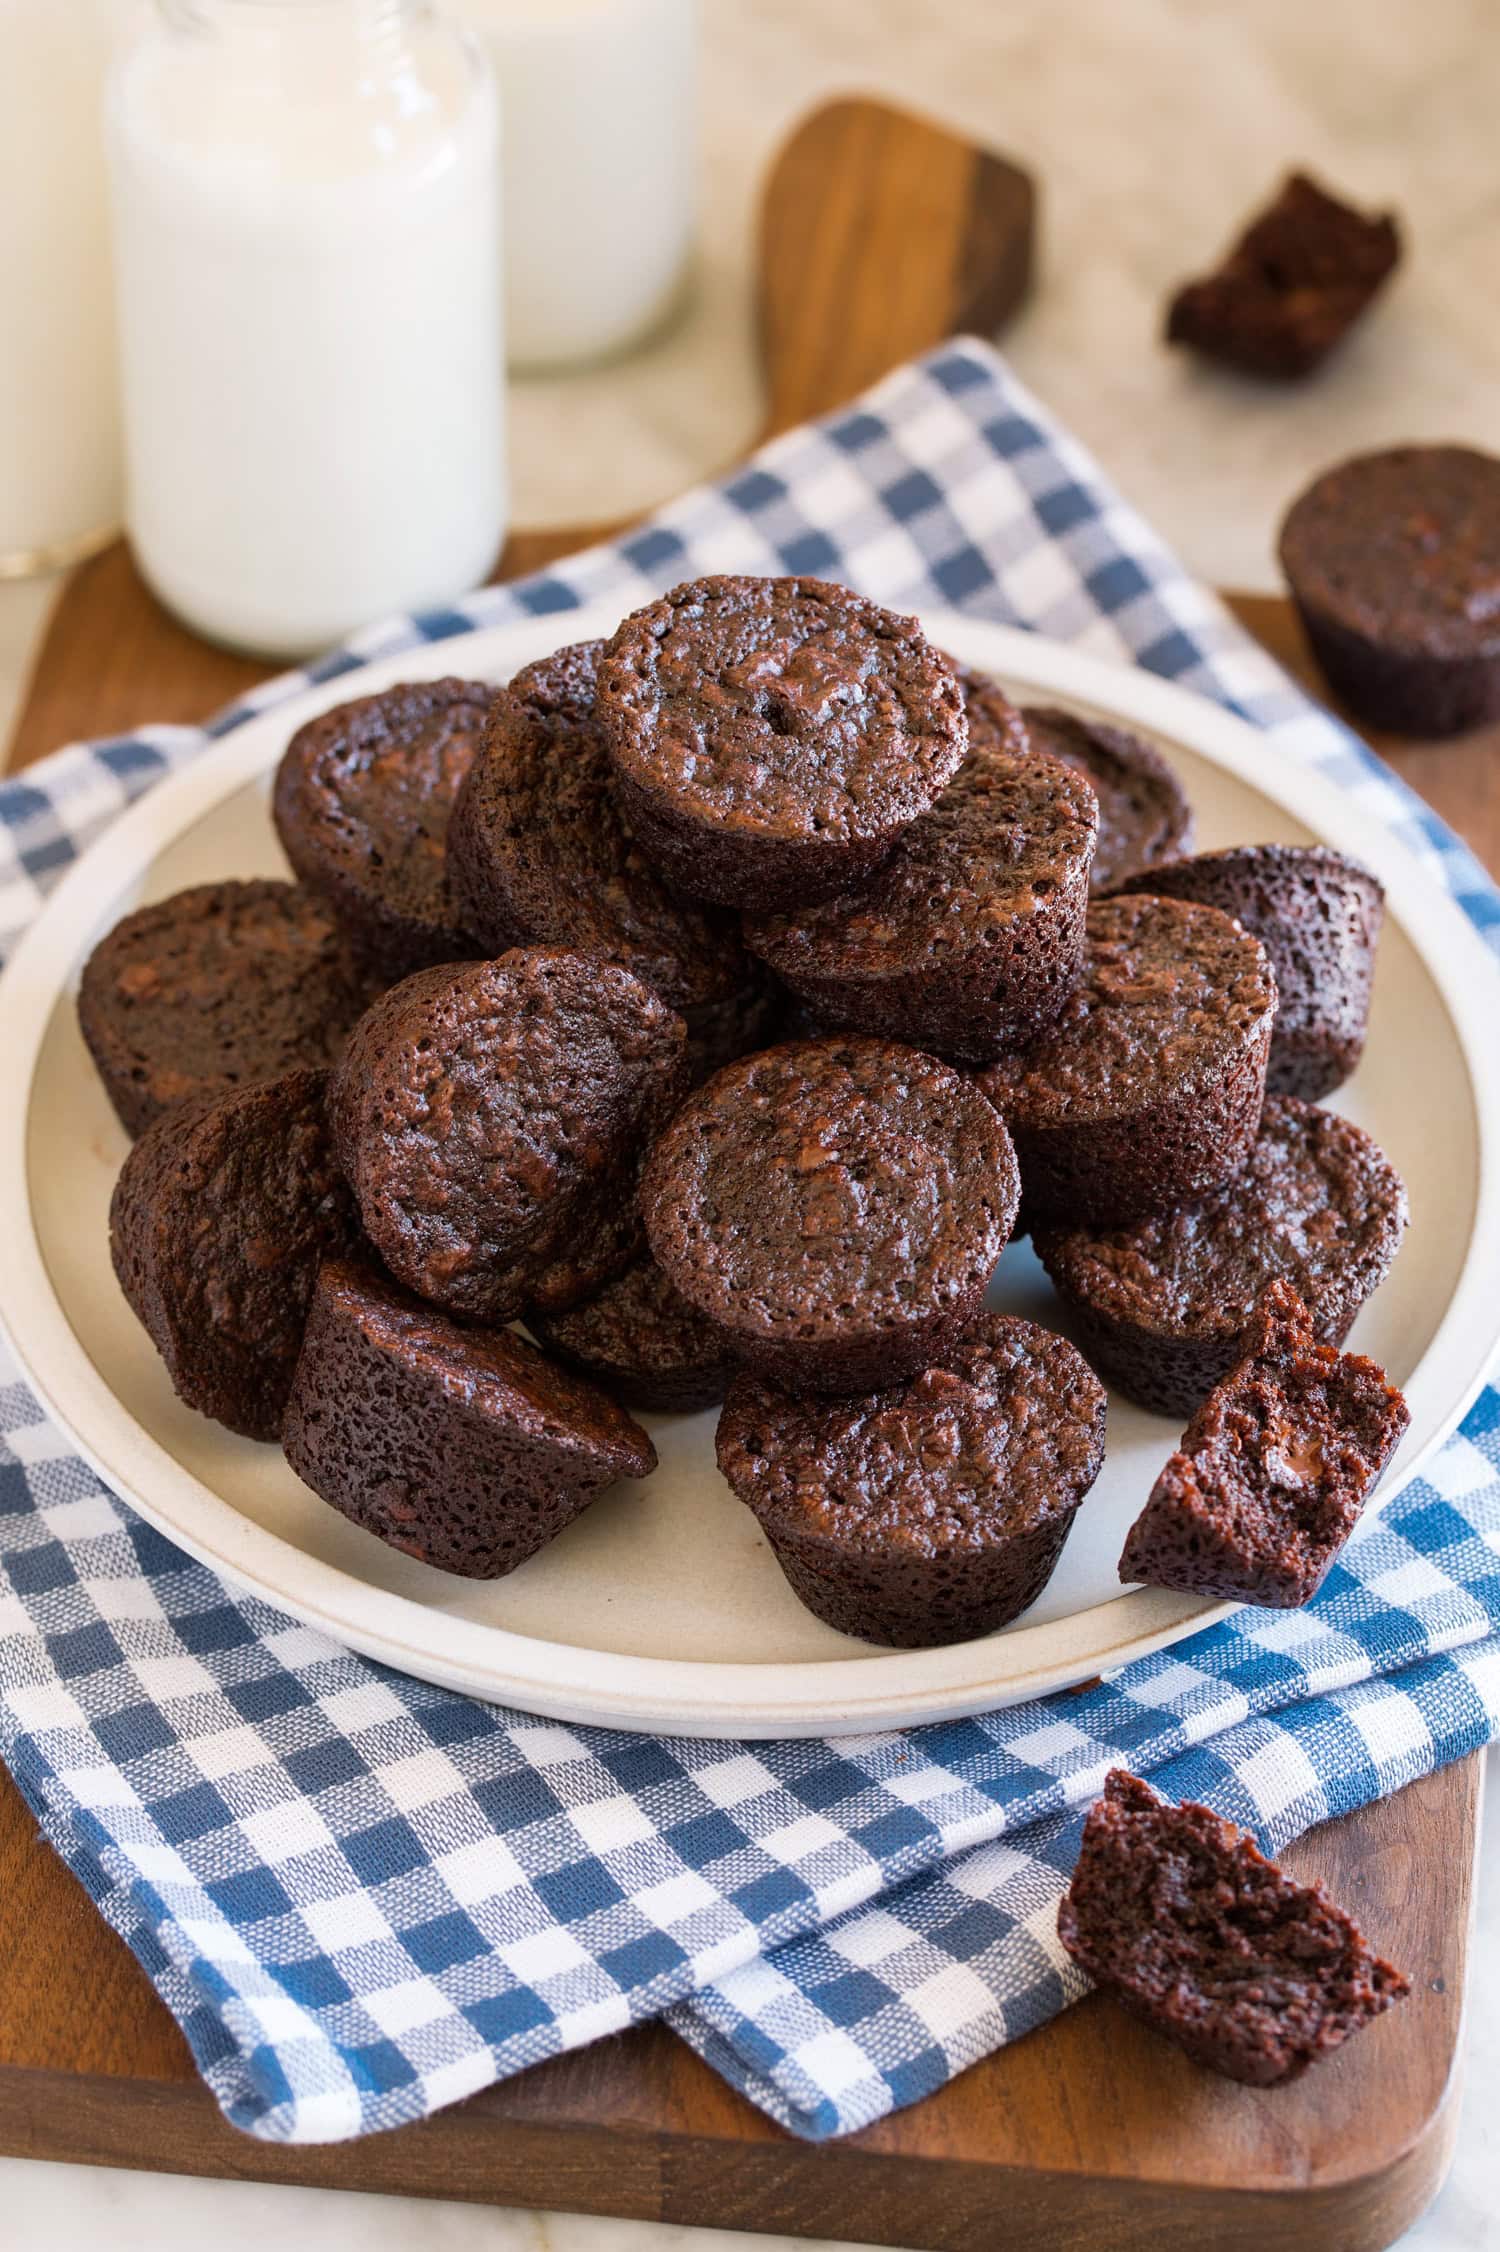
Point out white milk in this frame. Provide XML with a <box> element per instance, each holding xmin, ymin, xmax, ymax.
<box><xmin>461</xmin><ymin>0</ymin><xmax>697</xmax><ymax>370</ymax></box>
<box><xmin>107</xmin><ymin>0</ymin><xmax>507</xmax><ymax>659</ymax></box>
<box><xmin>0</xmin><ymin>0</ymin><xmax>121</xmax><ymax>576</ymax></box>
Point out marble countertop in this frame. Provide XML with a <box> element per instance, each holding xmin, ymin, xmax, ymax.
<box><xmin>3</xmin><ymin>0</ymin><xmax>1497</xmax><ymax>2246</ymax></box>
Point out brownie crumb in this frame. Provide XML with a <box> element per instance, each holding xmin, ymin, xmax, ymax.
<box><xmin>1167</xmin><ymin>172</ymin><xmax>1400</xmax><ymax>380</ymax></box>
<box><xmin>1059</xmin><ymin>1769</ymin><xmax>1409</xmax><ymax>2084</ymax></box>
<box><xmin>1119</xmin><ymin>1279</ymin><xmax>1408</xmax><ymax>1607</ymax></box>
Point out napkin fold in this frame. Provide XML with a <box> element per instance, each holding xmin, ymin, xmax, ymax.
<box><xmin>2</xmin><ymin>339</ymin><xmax>1499</xmax><ymax>2147</ymax></box>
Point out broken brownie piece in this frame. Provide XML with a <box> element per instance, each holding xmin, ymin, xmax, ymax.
<box><xmin>1166</xmin><ymin>172</ymin><xmax>1400</xmax><ymax>379</ymax></box>
<box><xmin>1058</xmin><ymin>1770</ymin><xmax>1409</xmax><ymax>2085</ymax></box>
<box><xmin>1120</xmin><ymin>1279</ymin><xmax>1409</xmax><ymax>1607</ymax></box>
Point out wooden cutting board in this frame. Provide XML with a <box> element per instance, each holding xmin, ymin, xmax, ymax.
<box><xmin>0</xmin><ymin>95</ymin><xmax>1485</xmax><ymax>2252</ymax></box>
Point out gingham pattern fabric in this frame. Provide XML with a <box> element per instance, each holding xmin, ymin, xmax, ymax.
<box><xmin>2</xmin><ymin>340</ymin><xmax>1498</xmax><ymax>2147</ymax></box>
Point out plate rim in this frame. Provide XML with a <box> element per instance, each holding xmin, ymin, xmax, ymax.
<box><xmin>3</xmin><ymin>603</ymin><xmax>1498</xmax><ymax>1737</ymax></box>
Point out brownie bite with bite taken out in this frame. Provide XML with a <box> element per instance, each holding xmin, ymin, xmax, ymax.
<box><xmin>1059</xmin><ymin>1770</ymin><xmax>1408</xmax><ymax>2084</ymax></box>
<box><xmin>597</xmin><ymin>575</ymin><xmax>968</xmax><ymax>910</ymax></box>
<box><xmin>643</xmin><ymin>1037</ymin><xmax>1019</xmax><ymax>1397</ymax></box>
<box><xmin>1167</xmin><ymin>172</ymin><xmax>1400</xmax><ymax>381</ymax></box>
<box><xmin>273</xmin><ymin>677</ymin><xmax>492</xmax><ymax>981</ymax></box>
<box><xmin>976</xmin><ymin>893</ymin><xmax>1275</xmax><ymax>1226</ymax></box>
<box><xmin>284</xmin><ymin>1259</ymin><xmax>655</xmax><ymax>1578</ymax></box>
<box><xmin>1119</xmin><ymin>1280</ymin><xmax>1408</xmax><ymax>1607</ymax></box>
<box><xmin>717</xmin><ymin>1315</ymin><xmax>1106</xmax><ymax>1647</ymax></box>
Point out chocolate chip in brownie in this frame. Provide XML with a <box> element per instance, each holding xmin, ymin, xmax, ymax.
<box><xmin>1120</xmin><ymin>1279</ymin><xmax>1408</xmax><ymax>1606</ymax></box>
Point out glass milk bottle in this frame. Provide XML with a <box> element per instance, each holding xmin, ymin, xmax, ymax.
<box><xmin>107</xmin><ymin>0</ymin><xmax>507</xmax><ymax>660</ymax></box>
<box><xmin>461</xmin><ymin>0</ymin><xmax>697</xmax><ymax>370</ymax></box>
<box><xmin>0</xmin><ymin>0</ymin><xmax>121</xmax><ymax>577</ymax></box>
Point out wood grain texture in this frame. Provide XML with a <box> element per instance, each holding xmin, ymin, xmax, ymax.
<box><xmin>0</xmin><ymin>92</ymin><xmax>1483</xmax><ymax>2252</ymax></box>
<box><xmin>0</xmin><ymin>1761</ymin><xmax>1475</xmax><ymax>2251</ymax></box>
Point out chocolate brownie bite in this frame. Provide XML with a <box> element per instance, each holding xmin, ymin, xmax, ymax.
<box><xmin>949</xmin><ymin>660</ymin><xmax>1032</xmax><ymax>757</ymax></box>
<box><xmin>1279</xmin><ymin>446</ymin><xmax>1500</xmax><ymax>735</ymax></box>
<box><xmin>717</xmin><ymin>1316</ymin><xmax>1106</xmax><ymax>1647</ymax></box>
<box><xmin>1119</xmin><ymin>1280</ymin><xmax>1408</xmax><ymax>1607</ymax></box>
<box><xmin>109</xmin><ymin>1067</ymin><xmax>358</xmax><ymax>1441</ymax></box>
<box><xmin>78</xmin><ymin>879</ymin><xmax>368</xmax><ymax>1139</ymax></box>
<box><xmin>1021</xmin><ymin>706</ymin><xmax>1194</xmax><ymax>893</ymax></box>
<box><xmin>330</xmin><ymin>947</ymin><xmax>688</xmax><ymax>1324</ymax></box>
<box><xmin>1167</xmin><ymin>172</ymin><xmax>1400</xmax><ymax>381</ymax></box>
<box><xmin>273</xmin><ymin>678</ymin><xmax>492</xmax><ymax>981</ymax></box>
<box><xmin>743</xmin><ymin>744</ymin><xmax>1097</xmax><ymax>1065</ymax></box>
<box><xmin>1058</xmin><ymin>1770</ymin><xmax>1408</xmax><ymax>2085</ymax></box>
<box><xmin>526</xmin><ymin>1250</ymin><xmax>736</xmax><ymax>1414</ymax></box>
<box><xmin>1118</xmin><ymin>843</ymin><xmax>1384</xmax><ymax>1099</ymax></box>
<box><xmin>596</xmin><ymin>575</ymin><xmax>968</xmax><ymax>911</ymax></box>
<box><xmin>448</xmin><ymin>637</ymin><xmax>771</xmax><ymax>1078</ymax></box>
<box><xmin>284</xmin><ymin>1259</ymin><xmax>655</xmax><ymax>1577</ymax></box>
<box><xmin>643</xmin><ymin>1038</ymin><xmax>1019</xmax><ymax>1397</ymax></box>
<box><xmin>975</xmin><ymin>894</ymin><xmax>1275</xmax><ymax>1227</ymax></box>
<box><xmin>1036</xmin><ymin>1097</ymin><xmax>1407</xmax><ymax>1418</ymax></box>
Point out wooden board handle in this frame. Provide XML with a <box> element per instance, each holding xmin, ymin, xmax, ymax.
<box><xmin>757</xmin><ymin>97</ymin><xmax>1034</xmax><ymax>439</ymax></box>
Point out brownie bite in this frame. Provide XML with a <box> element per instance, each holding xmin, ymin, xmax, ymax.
<box><xmin>1059</xmin><ymin>1771</ymin><xmax>1408</xmax><ymax>2084</ymax></box>
<box><xmin>273</xmin><ymin>678</ymin><xmax>492</xmax><ymax>981</ymax></box>
<box><xmin>284</xmin><ymin>1259</ymin><xmax>655</xmax><ymax>1578</ymax></box>
<box><xmin>109</xmin><ymin>1067</ymin><xmax>359</xmax><ymax>1441</ymax></box>
<box><xmin>717</xmin><ymin>1316</ymin><xmax>1105</xmax><ymax>1647</ymax></box>
<box><xmin>330</xmin><ymin>947</ymin><xmax>688</xmax><ymax>1324</ymax></box>
<box><xmin>596</xmin><ymin>575</ymin><xmax>968</xmax><ymax>910</ymax></box>
<box><xmin>1036</xmin><ymin>1097</ymin><xmax>1407</xmax><ymax>1418</ymax></box>
<box><xmin>642</xmin><ymin>1038</ymin><xmax>1019</xmax><ymax>1397</ymax></box>
<box><xmin>526</xmin><ymin>1250</ymin><xmax>737</xmax><ymax>1415</ymax></box>
<box><xmin>1120</xmin><ymin>1280</ymin><xmax>1408</xmax><ymax>1607</ymax></box>
<box><xmin>448</xmin><ymin>638</ymin><xmax>773</xmax><ymax>1079</ymax></box>
<box><xmin>743</xmin><ymin>743</ymin><xmax>1098</xmax><ymax>1066</ymax></box>
<box><xmin>1021</xmin><ymin>706</ymin><xmax>1194</xmax><ymax>893</ymax></box>
<box><xmin>1167</xmin><ymin>172</ymin><xmax>1400</xmax><ymax>381</ymax></box>
<box><xmin>1118</xmin><ymin>843</ymin><xmax>1384</xmax><ymax>1099</ymax></box>
<box><xmin>1279</xmin><ymin>445</ymin><xmax>1500</xmax><ymax>735</ymax></box>
<box><xmin>975</xmin><ymin>894</ymin><xmax>1275</xmax><ymax>1227</ymax></box>
<box><xmin>949</xmin><ymin>660</ymin><xmax>1033</xmax><ymax>757</ymax></box>
<box><xmin>78</xmin><ymin>879</ymin><xmax>368</xmax><ymax>1139</ymax></box>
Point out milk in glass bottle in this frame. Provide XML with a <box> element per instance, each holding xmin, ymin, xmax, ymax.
<box><xmin>107</xmin><ymin>0</ymin><xmax>507</xmax><ymax>658</ymax></box>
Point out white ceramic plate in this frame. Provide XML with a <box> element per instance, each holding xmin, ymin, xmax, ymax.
<box><xmin>2</xmin><ymin>606</ymin><xmax>1499</xmax><ymax>1738</ymax></box>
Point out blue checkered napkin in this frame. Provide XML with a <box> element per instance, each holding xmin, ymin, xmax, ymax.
<box><xmin>2</xmin><ymin>340</ymin><xmax>1500</xmax><ymax>2148</ymax></box>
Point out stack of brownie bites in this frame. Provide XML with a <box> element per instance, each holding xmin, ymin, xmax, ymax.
<box><xmin>88</xmin><ymin>572</ymin><xmax>1413</xmax><ymax>2080</ymax></box>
